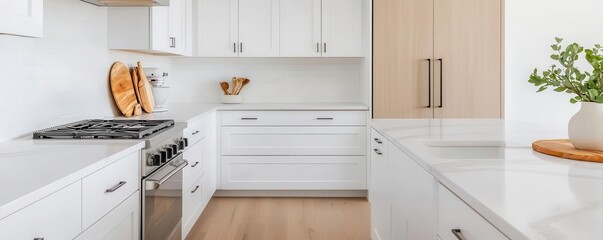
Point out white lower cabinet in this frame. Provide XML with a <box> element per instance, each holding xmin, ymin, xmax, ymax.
<box><xmin>76</xmin><ymin>191</ymin><xmax>140</xmax><ymax>240</ymax></box>
<box><xmin>0</xmin><ymin>181</ymin><xmax>82</xmax><ymax>240</ymax></box>
<box><xmin>183</xmin><ymin>174</ymin><xmax>208</xmax><ymax>237</ymax></box>
<box><xmin>220</xmin><ymin>110</ymin><xmax>368</xmax><ymax>191</ymax></box>
<box><xmin>437</xmin><ymin>184</ymin><xmax>508</xmax><ymax>240</ymax></box>
<box><xmin>370</xmin><ymin>130</ymin><xmax>390</xmax><ymax>240</ymax></box>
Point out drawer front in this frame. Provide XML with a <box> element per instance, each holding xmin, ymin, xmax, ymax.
<box><xmin>82</xmin><ymin>152</ymin><xmax>139</xmax><ymax>229</ymax></box>
<box><xmin>221</xmin><ymin>111</ymin><xmax>366</xmax><ymax>126</ymax></box>
<box><xmin>370</xmin><ymin>128</ymin><xmax>387</xmax><ymax>158</ymax></box>
<box><xmin>222</xmin><ymin>156</ymin><xmax>367</xmax><ymax>190</ymax></box>
<box><xmin>0</xmin><ymin>181</ymin><xmax>82</xmax><ymax>240</ymax></box>
<box><xmin>76</xmin><ymin>191</ymin><xmax>140</xmax><ymax>240</ymax></box>
<box><xmin>183</xmin><ymin>175</ymin><xmax>207</xmax><ymax>238</ymax></box>
<box><xmin>184</xmin><ymin>117</ymin><xmax>208</xmax><ymax>146</ymax></box>
<box><xmin>183</xmin><ymin>138</ymin><xmax>205</xmax><ymax>190</ymax></box>
<box><xmin>222</xmin><ymin>127</ymin><xmax>367</xmax><ymax>156</ymax></box>
<box><xmin>438</xmin><ymin>184</ymin><xmax>508</xmax><ymax>240</ymax></box>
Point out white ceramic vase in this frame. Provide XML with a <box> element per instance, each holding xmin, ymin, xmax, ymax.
<box><xmin>568</xmin><ymin>102</ymin><xmax>603</xmax><ymax>151</ymax></box>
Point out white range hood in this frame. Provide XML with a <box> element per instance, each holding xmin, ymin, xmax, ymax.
<box><xmin>81</xmin><ymin>0</ymin><xmax>169</xmax><ymax>6</ymax></box>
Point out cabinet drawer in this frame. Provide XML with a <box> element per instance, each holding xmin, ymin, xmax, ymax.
<box><xmin>222</xmin><ymin>156</ymin><xmax>367</xmax><ymax>190</ymax></box>
<box><xmin>183</xmin><ymin>138</ymin><xmax>205</xmax><ymax>190</ymax></box>
<box><xmin>0</xmin><ymin>181</ymin><xmax>82</xmax><ymax>240</ymax></box>
<box><xmin>76</xmin><ymin>191</ymin><xmax>140</xmax><ymax>240</ymax></box>
<box><xmin>438</xmin><ymin>184</ymin><xmax>508</xmax><ymax>240</ymax></box>
<box><xmin>222</xmin><ymin>126</ymin><xmax>367</xmax><ymax>155</ymax></box>
<box><xmin>82</xmin><ymin>152</ymin><xmax>139</xmax><ymax>229</ymax></box>
<box><xmin>221</xmin><ymin>111</ymin><xmax>366</xmax><ymax>126</ymax></box>
<box><xmin>370</xmin><ymin>128</ymin><xmax>387</xmax><ymax>158</ymax></box>
<box><xmin>183</xmin><ymin>174</ymin><xmax>207</xmax><ymax>238</ymax></box>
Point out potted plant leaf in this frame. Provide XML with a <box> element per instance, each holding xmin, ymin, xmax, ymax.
<box><xmin>529</xmin><ymin>37</ymin><xmax>603</xmax><ymax>151</ymax></box>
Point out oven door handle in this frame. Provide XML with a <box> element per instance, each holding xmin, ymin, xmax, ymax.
<box><xmin>145</xmin><ymin>160</ymin><xmax>188</xmax><ymax>190</ymax></box>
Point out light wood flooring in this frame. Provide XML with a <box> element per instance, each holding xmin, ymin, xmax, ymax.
<box><xmin>185</xmin><ymin>197</ymin><xmax>370</xmax><ymax>240</ymax></box>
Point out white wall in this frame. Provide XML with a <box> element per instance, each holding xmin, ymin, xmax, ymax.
<box><xmin>0</xmin><ymin>0</ymin><xmax>171</xmax><ymax>141</ymax></box>
<box><xmin>170</xmin><ymin>57</ymin><xmax>363</xmax><ymax>103</ymax></box>
<box><xmin>505</xmin><ymin>0</ymin><xmax>603</xmax><ymax>128</ymax></box>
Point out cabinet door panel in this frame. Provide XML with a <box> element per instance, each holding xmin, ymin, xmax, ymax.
<box><xmin>321</xmin><ymin>0</ymin><xmax>362</xmax><ymax>57</ymax></box>
<box><xmin>168</xmin><ymin>0</ymin><xmax>186</xmax><ymax>54</ymax></box>
<box><xmin>0</xmin><ymin>0</ymin><xmax>43</xmax><ymax>37</ymax></box>
<box><xmin>239</xmin><ymin>0</ymin><xmax>280</xmax><ymax>57</ymax></box>
<box><xmin>151</xmin><ymin>6</ymin><xmax>171</xmax><ymax>53</ymax></box>
<box><xmin>76</xmin><ymin>192</ymin><xmax>140</xmax><ymax>240</ymax></box>
<box><xmin>280</xmin><ymin>0</ymin><xmax>321</xmax><ymax>57</ymax></box>
<box><xmin>434</xmin><ymin>0</ymin><xmax>502</xmax><ymax>118</ymax></box>
<box><xmin>373</xmin><ymin>0</ymin><xmax>434</xmax><ymax>118</ymax></box>
<box><xmin>197</xmin><ymin>0</ymin><xmax>239</xmax><ymax>57</ymax></box>
<box><xmin>370</xmin><ymin>129</ymin><xmax>390</xmax><ymax>240</ymax></box>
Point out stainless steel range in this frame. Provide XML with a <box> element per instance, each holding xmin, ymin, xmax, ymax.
<box><xmin>33</xmin><ymin>119</ymin><xmax>190</xmax><ymax>240</ymax></box>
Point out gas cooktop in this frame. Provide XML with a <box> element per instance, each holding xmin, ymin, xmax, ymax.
<box><xmin>33</xmin><ymin>119</ymin><xmax>175</xmax><ymax>139</ymax></box>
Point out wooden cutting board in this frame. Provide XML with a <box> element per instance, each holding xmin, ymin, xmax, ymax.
<box><xmin>136</xmin><ymin>62</ymin><xmax>155</xmax><ymax>113</ymax></box>
<box><xmin>110</xmin><ymin>62</ymin><xmax>138</xmax><ymax>117</ymax></box>
<box><xmin>532</xmin><ymin>139</ymin><xmax>603</xmax><ymax>163</ymax></box>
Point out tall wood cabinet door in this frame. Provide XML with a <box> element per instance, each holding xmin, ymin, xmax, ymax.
<box><xmin>373</xmin><ymin>0</ymin><xmax>434</xmax><ymax>118</ymax></box>
<box><xmin>196</xmin><ymin>0</ymin><xmax>239</xmax><ymax>57</ymax></box>
<box><xmin>321</xmin><ymin>0</ymin><xmax>363</xmax><ymax>57</ymax></box>
<box><xmin>0</xmin><ymin>0</ymin><xmax>43</xmax><ymax>37</ymax></box>
<box><xmin>280</xmin><ymin>0</ymin><xmax>322</xmax><ymax>57</ymax></box>
<box><xmin>433</xmin><ymin>0</ymin><xmax>502</xmax><ymax>118</ymax></box>
<box><xmin>239</xmin><ymin>0</ymin><xmax>280</xmax><ymax>57</ymax></box>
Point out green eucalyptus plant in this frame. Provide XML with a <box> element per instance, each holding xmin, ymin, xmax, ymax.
<box><xmin>529</xmin><ymin>37</ymin><xmax>603</xmax><ymax>103</ymax></box>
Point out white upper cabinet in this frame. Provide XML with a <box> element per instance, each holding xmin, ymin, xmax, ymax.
<box><xmin>196</xmin><ymin>0</ymin><xmax>239</xmax><ymax>57</ymax></box>
<box><xmin>197</xmin><ymin>0</ymin><xmax>363</xmax><ymax>57</ymax></box>
<box><xmin>321</xmin><ymin>0</ymin><xmax>363</xmax><ymax>57</ymax></box>
<box><xmin>108</xmin><ymin>0</ymin><xmax>191</xmax><ymax>56</ymax></box>
<box><xmin>280</xmin><ymin>0</ymin><xmax>321</xmax><ymax>57</ymax></box>
<box><xmin>239</xmin><ymin>0</ymin><xmax>280</xmax><ymax>57</ymax></box>
<box><xmin>0</xmin><ymin>0</ymin><xmax>43</xmax><ymax>37</ymax></box>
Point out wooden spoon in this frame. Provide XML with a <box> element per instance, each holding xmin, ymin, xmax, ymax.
<box><xmin>238</xmin><ymin>78</ymin><xmax>250</xmax><ymax>94</ymax></box>
<box><xmin>220</xmin><ymin>82</ymin><xmax>230</xmax><ymax>95</ymax></box>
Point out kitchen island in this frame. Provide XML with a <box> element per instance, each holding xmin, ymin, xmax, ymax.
<box><xmin>371</xmin><ymin>119</ymin><xmax>603</xmax><ymax>240</ymax></box>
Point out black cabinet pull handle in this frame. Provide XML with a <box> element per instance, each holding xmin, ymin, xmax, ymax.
<box><xmin>426</xmin><ymin>59</ymin><xmax>432</xmax><ymax>108</ymax></box>
<box><xmin>374</xmin><ymin>138</ymin><xmax>383</xmax><ymax>144</ymax></box>
<box><xmin>191</xmin><ymin>161</ymin><xmax>199</xmax><ymax>167</ymax></box>
<box><xmin>233</xmin><ymin>43</ymin><xmax>236</xmax><ymax>53</ymax></box>
<box><xmin>316</xmin><ymin>117</ymin><xmax>334</xmax><ymax>120</ymax></box>
<box><xmin>323</xmin><ymin>43</ymin><xmax>327</xmax><ymax>53</ymax></box>
<box><xmin>451</xmin><ymin>229</ymin><xmax>465</xmax><ymax>240</ymax></box>
<box><xmin>437</xmin><ymin>58</ymin><xmax>443</xmax><ymax>108</ymax></box>
<box><xmin>191</xmin><ymin>185</ymin><xmax>200</xmax><ymax>193</ymax></box>
<box><xmin>373</xmin><ymin>149</ymin><xmax>383</xmax><ymax>155</ymax></box>
<box><xmin>241</xmin><ymin>117</ymin><xmax>258</xmax><ymax>120</ymax></box>
<box><xmin>240</xmin><ymin>42</ymin><xmax>243</xmax><ymax>53</ymax></box>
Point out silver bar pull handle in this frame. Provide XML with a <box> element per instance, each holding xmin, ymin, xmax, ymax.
<box><xmin>106</xmin><ymin>181</ymin><xmax>126</xmax><ymax>193</ymax></box>
<box><xmin>191</xmin><ymin>185</ymin><xmax>200</xmax><ymax>193</ymax></box>
<box><xmin>374</xmin><ymin>138</ymin><xmax>383</xmax><ymax>144</ymax></box>
<box><xmin>316</xmin><ymin>117</ymin><xmax>334</xmax><ymax>120</ymax></box>
<box><xmin>170</xmin><ymin>37</ymin><xmax>176</xmax><ymax>48</ymax></box>
<box><xmin>146</xmin><ymin>160</ymin><xmax>189</xmax><ymax>190</ymax></box>
<box><xmin>373</xmin><ymin>149</ymin><xmax>383</xmax><ymax>155</ymax></box>
<box><xmin>191</xmin><ymin>161</ymin><xmax>199</xmax><ymax>167</ymax></box>
<box><xmin>34</xmin><ymin>238</ymin><xmax>44</xmax><ymax>240</ymax></box>
<box><xmin>241</xmin><ymin>117</ymin><xmax>258</xmax><ymax>120</ymax></box>
<box><xmin>451</xmin><ymin>229</ymin><xmax>465</xmax><ymax>240</ymax></box>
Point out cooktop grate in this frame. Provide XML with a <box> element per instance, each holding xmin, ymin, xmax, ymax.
<box><xmin>33</xmin><ymin>119</ymin><xmax>175</xmax><ymax>139</ymax></box>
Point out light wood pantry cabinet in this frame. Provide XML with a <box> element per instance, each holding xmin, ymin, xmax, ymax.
<box><xmin>373</xmin><ymin>0</ymin><xmax>503</xmax><ymax>119</ymax></box>
<box><xmin>196</xmin><ymin>0</ymin><xmax>279</xmax><ymax>57</ymax></box>
<box><xmin>0</xmin><ymin>0</ymin><xmax>43</xmax><ymax>37</ymax></box>
<box><xmin>108</xmin><ymin>0</ymin><xmax>192</xmax><ymax>56</ymax></box>
<box><xmin>280</xmin><ymin>0</ymin><xmax>363</xmax><ymax>57</ymax></box>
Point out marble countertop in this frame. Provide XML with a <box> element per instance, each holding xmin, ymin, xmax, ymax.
<box><xmin>0</xmin><ymin>138</ymin><xmax>144</xmax><ymax>220</ymax></box>
<box><xmin>371</xmin><ymin>119</ymin><xmax>603</xmax><ymax>240</ymax></box>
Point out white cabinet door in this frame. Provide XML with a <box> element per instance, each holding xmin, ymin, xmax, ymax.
<box><xmin>169</xmin><ymin>0</ymin><xmax>187</xmax><ymax>54</ymax></box>
<box><xmin>280</xmin><ymin>0</ymin><xmax>321</xmax><ymax>57</ymax></box>
<box><xmin>0</xmin><ymin>181</ymin><xmax>82</xmax><ymax>240</ymax></box>
<box><xmin>238</xmin><ymin>0</ymin><xmax>280</xmax><ymax>57</ymax></box>
<box><xmin>182</xmin><ymin>174</ymin><xmax>207</xmax><ymax>237</ymax></box>
<box><xmin>0</xmin><ymin>0</ymin><xmax>43</xmax><ymax>37</ymax></box>
<box><xmin>197</xmin><ymin>0</ymin><xmax>239</xmax><ymax>57</ymax></box>
<box><xmin>321</xmin><ymin>0</ymin><xmax>363</xmax><ymax>57</ymax></box>
<box><xmin>151</xmin><ymin>6</ymin><xmax>171</xmax><ymax>53</ymax></box>
<box><xmin>184</xmin><ymin>138</ymin><xmax>205</xmax><ymax>192</ymax></box>
<box><xmin>389</xmin><ymin>142</ymin><xmax>437</xmax><ymax>240</ymax></box>
<box><xmin>370</xmin><ymin>130</ymin><xmax>390</xmax><ymax>240</ymax></box>
<box><xmin>76</xmin><ymin>192</ymin><xmax>140</xmax><ymax>240</ymax></box>
<box><xmin>437</xmin><ymin>184</ymin><xmax>508</xmax><ymax>240</ymax></box>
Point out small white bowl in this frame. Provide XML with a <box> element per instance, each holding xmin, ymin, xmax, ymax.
<box><xmin>221</xmin><ymin>95</ymin><xmax>243</xmax><ymax>104</ymax></box>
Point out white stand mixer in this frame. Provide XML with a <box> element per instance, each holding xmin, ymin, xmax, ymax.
<box><xmin>145</xmin><ymin>68</ymin><xmax>170</xmax><ymax>112</ymax></box>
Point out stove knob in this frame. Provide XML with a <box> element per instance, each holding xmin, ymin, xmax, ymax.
<box><xmin>165</xmin><ymin>147</ymin><xmax>173</xmax><ymax>159</ymax></box>
<box><xmin>178</xmin><ymin>139</ymin><xmax>186</xmax><ymax>150</ymax></box>
<box><xmin>148</xmin><ymin>153</ymin><xmax>161</xmax><ymax>166</ymax></box>
<box><xmin>183</xmin><ymin>138</ymin><xmax>189</xmax><ymax>147</ymax></box>
<box><xmin>159</xmin><ymin>150</ymin><xmax>168</xmax><ymax>163</ymax></box>
<box><xmin>170</xmin><ymin>144</ymin><xmax>179</xmax><ymax>153</ymax></box>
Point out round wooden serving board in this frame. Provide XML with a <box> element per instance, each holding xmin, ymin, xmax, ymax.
<box><xmin>109</xmin><ymin>62</ymin><xmax>137</xmax><ymax>117</ymax></box>
<box><xmin>532</xmin><ymin>139</ymin><xmax>603</xmax><ymax>163</ymax></box>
